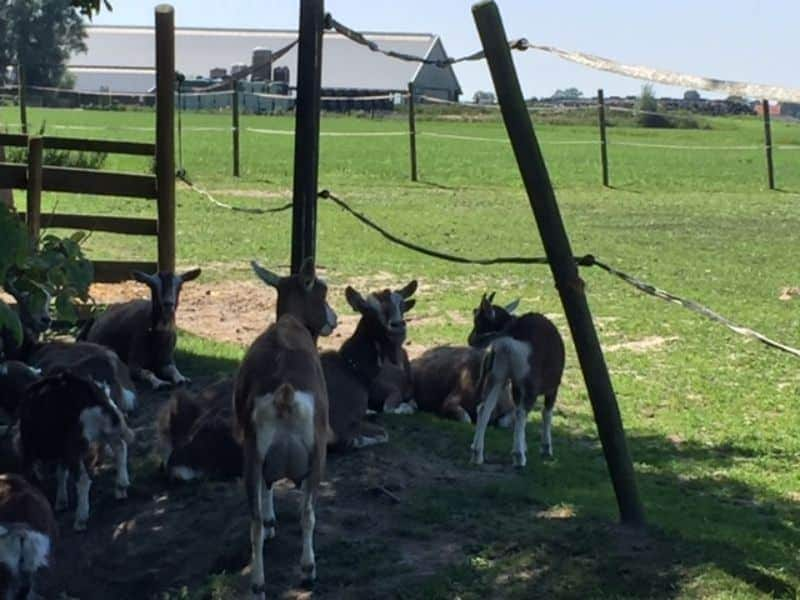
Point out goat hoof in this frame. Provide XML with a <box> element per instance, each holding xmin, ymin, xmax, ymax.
<box><xmin>251</xmin><ymin>583</ymin><xmax>266</xmax><ymax>600</ymax></box>
<box><xmin>470</xmin><ymin>449</ymin><xmax>484</xmax><ymax>465</ymax></box>
<box><xmin>300</xmin><ymin>564</ymin><xmax>316</xmax><ymax>588</ymax></box>
<box><xmin>115</xmin><ymin>485</ymin><xmax>129</xmax><ymax>500</ymax></box>
<box><xmin>73</xmin><ymin>519</ymin><xmax>88</xmax><ymax>532</ymax></box>
<box><xmin>512</xmin><ymin>452</ymin><xmax>527</xmax><ymax>469</ymax></box>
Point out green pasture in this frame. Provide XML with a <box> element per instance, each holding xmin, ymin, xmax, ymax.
<box><xmin>2</xmin><ymin>106</ymin><xmax>799</xmax><ymax>598</ymax></box>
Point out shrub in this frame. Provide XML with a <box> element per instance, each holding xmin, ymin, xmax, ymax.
<box><xmin>636</xmin><ymin>84</ymin><xmax>672</xmax><ymax>129</ymax></box>
<box><xmin>4</xmin><ymin>123</ymin><xmax>107</xmax><ymax>169</ymax></box>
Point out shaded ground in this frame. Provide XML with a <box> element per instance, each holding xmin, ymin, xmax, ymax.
<box><xmin>36</xmin><ymin>373</ymin><xmax>685</xmax><ymax>600</ymax></box>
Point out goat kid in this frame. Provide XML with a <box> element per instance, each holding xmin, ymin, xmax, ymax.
<box><xmin>365</xmin><ymin>280</ymin><xmax>417</xmax><ymax>415</ymax></box>
<box><xmin>0</xmin><ymin>473</ymin><xmax>57</xmax><ymax>600</ymax></box>
<box><xmin>82</xmin><ymin>269</ymin><xmax>201</xmax><ymax>390</ymax></box>
<box><xmin>234</xmin><ymin>259</ymin><xmax>336</xmax><ymax>596</ymax></box>
<box><xmin>467</xmin><ymin>293</ymin><xmax>565</xmax><ymax>468</ymax></box>
<box><xmin>157</xmin><ymin>378</ymin><xmax>241</xmax><ymax>481</ymax></box>
<box><xmin>18</xmin><ymin>372</ymin><xmax>135</xmax><ymax>531</ymax></box>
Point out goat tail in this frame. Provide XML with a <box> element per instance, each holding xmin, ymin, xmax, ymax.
<box><xmin>272</xmin><ymin>383</ymin><xmax>296</xmax><ymax>420</ymax></box>
<box><xmin>252</xmin><ymin>382</ymin><xmax>297</xmax><ymax>429</ymax></box>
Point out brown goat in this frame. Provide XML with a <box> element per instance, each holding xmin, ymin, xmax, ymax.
<box><xmin>82</xmin><ymin>269</ymin><xmax>201</xmax><ymax>389</ymax></box>
<box><xmin>467</xmin><ymin>293</ymin><xmax>565</xmax><ymax>467</ymax></box>
<box><xmin>233</xmin><ymin>259</ymin><xmax>336</xmax><ymax>596</ymax></box>
<box><xmin>0</xmin><ymin>473</ymin><xmax>57</xmax><ymax>600</ymax></box>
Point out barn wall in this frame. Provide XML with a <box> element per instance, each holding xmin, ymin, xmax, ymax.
<box><xmin>412</xmin><ymin>38</ymin><xmax>462</xmax><ymax>101</ymax></box>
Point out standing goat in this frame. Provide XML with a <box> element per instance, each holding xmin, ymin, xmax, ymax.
<box><xmin>234</xmin><ymin>259</ymin><xmax>336</xmax><ymax>596</ymax></box>
<box><xmin>366</xmin><ymin>281</ymin><xmax>417</xmax><ymax>415</ymax></box>
<box><xmin>0</xmin><ymin>473</ymin><xmax>57</xmax><ymax>600</ymax></box>
<box><xmin>82</xmin><ymin>269</ymin><xmax>201</xmax><ymax>389</ymax></box>
<box><xmin>467</xmin><ymin>293</ymin><xmax>565</xmax><ymax>467</ymax></box>
<box><xmin>18</xmin><ymin>372</ymin><xmax>135</xmax><ymax>531</ymax></box>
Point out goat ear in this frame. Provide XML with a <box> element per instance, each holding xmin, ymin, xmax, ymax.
<box><xmin>487</xmin><ymin>291</ymin><xmax>496</xmax><ymax>305</ymax></box>
<box><xmin>251</xmin><ymin>261</ymin><xmax>282</xmax><ymax>288</ymax></box>
<box><xmin>398</xmin><ymin>280</ymin><xmax>418</xmax><ymax>299</ymax></box>
<box><xmin>180</xmin><ymin>268</ymin><xmax>202</xmax><ymax>283</ymax></box>
<box><xmin>504</xmin><ymin>298</ymin><xmax>520</xmax><ymax>314</ymax></box>
<box><xmin>402</xmin><ymin>298</ymin><xmax>416</xmax><ymax>313</ymax></box>
<box><xmin>132</xmin><ymin>271</ymin><xmax>157</xmax><ymax>288</ymax></box>
<box><xmin>344</xmin><ymin>286</ymin><xmax>368</xmax><ymax>313</ymax></box>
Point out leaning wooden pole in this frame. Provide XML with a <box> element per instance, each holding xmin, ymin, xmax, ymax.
<box><xmin>155</xmin><ymin>4</ymin><xmax>176</xmax><ymax>273</ymax></box>
<box><xmin>290</xmin><ymin>0</ymin><xmax>325</xmax><ymax>273</ymax></box>
<box><xmin>598</xmin><ymin>88</ymin><xmax>609</xmax><ymax>187</ymax></box>
<box><xmin>762</xmin><ymin>99</ymin><xmax>775</xmax><ymax>190</ymax></box>
<box><xmin>25</xmin><ymin>136</ymin><xmax>43</xmax><ymax>246</ymax></box>
<box><xmin>472</xmin><ymin>0</ymin><xmax>645</xmax><ymax>527</ymax></box>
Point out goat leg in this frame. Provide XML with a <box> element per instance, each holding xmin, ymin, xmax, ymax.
<box><xmin>138</xmin><ymin>368</ymin><xmax>171</xmax><ymax>391</ymax></box>
<box><xmin>261</xmin><ymin>480</ymin><xmax>276</xmax><ymax>539</ymax></box>
<box><xmin>73</xmin><ymin>460</ymin><xmax>92</xmax><ymax>531</ymax></box>
<box><xmin>111</xmin><ymin>438</ymin><xmax>130</xmax><ymax>499</ymax></box>
<box><xmin>471</xmin><ymin>375</ymin><xmax>503</xmax><ymax>465</ymax></box>
<box><xmin>160</xmin><ymin>363</ymin><xmax>191</xmax><ymax>386</ymax></box>
<box><xmin>245</xmin><ymin>452</ymin><xmax>266</xmax><ymax>599</ymax></box>
<box><xmin>299</xmin><ymin>480</ymin><xmax>316</xmax><ymax>587</ymax></box>
<box><xmin>540</xmin><ymin>392</ymin><xmax>557</xmax><ymax>459</ymax></box>
<box><xmin>55</xmin><ymin>464</ymin><xmax>69</xmax><ymax>512</ymax></box>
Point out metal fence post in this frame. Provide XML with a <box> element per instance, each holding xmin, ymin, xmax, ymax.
<box><xmin>25</xmin><ymin>136</ymin><xmax>43</xmax><ymax>246</ymax></box>
<box><xmin>290</xmin><ymin>0</ymin><xmax>324</xmax><ymax>273</ymax></box>
<box><xmin>762</xmin><ymin>99</ymin><xmax>775</xmax><ymax>190</ymax></box>
<box><xmin>232</xmin><ymin>79</ymin><xmax>240</xmax><ymax>177</ymax></box>
<box><xmin>408</xmin><ymin>82</ymin><xmax>418</xmax><ymax>182</ymax></box>
<box><xmin>598</xmin><ymin>88</ymin><xmax>609</xmax><ymax>187</ymax></box>
<box><xmin>155</xmin><ymin>4</ymin><xmax>176</xmax><ymax>273</ymax></box>
<box><xmin>472</xmin><ymin>0</ymin><xmax>646</xmax><ymax>527</ymax></box>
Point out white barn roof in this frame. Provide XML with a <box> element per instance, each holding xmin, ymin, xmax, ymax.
<box><xmin>68</xmin><ymin>25</ymin><xmax>462</xmax><ymax>98</ymax></box>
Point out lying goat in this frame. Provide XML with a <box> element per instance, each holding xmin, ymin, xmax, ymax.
<box><xmin>234</xmin><ymin>259</ymin><xmax>336</xmax><ymax>595</ymax></box>
<box><xmin>157</xmin><ymin>378</ymin><xmax>241</xmax><ymax>481</ymax></box>
<box><xmin>467</xmin><ymin>293</ymin><xmax>565</xmax><ymax>467</ymax></box>
<box><xmin>0</xmin><ymin>473</ymin><xmax>57</xmax><ymax>600</ymax></box>
<box><xmin>30</xmin><ymin>341</ymin><xmax>137</xmax><ymax>413</ymax></box>
<box><xmin>366</xmin><ymin>280</ymin><xmax>417</xmax><ymax>415</ymax></box>
<box><xmin>18</xmin><ymin>372</ymin><xmax>135</xmax><ymax>531</ymax></box>
<box><xmin>81</xmin><ymin>269</ymin><xmax>201</xmax><ymax>390</ymax></box>
<box><xmin>0</xmin><ymin>362</ymin><xmax>41</xmax><ymax>422</ymax></box>
<box><xmin>411</xmin><ymin>345</ymin><xmax>515</xmax><ymax>426</ymax></box>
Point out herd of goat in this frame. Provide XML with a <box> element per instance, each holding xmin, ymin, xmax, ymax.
<box><xmin>0</xmin><ymin>259</ymin><xmax>565</xmax><ymax>599</ymax></box>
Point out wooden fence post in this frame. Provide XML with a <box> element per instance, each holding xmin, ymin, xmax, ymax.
<box><xmin>598</xmin><ymin>88</ymin><xmax>609</xmax><ymax>187</ymax></box>
<box><xmin>762</xmin><ymin>99</ymin><xmax>775</xmax><ymax>190</ymax></box>
<box><xmin>155</xmin><ymin>4</ymin><xmax>176</xmax><ymax>273</ymax></box>
<box><xmin>290</xmin><ymin>0</ymin><xmax>324</xmax><ymax>273</ymax></box>
<box><xmin>0</xmin><ymin>144</ymin><xmax>13</xmax><ymax>208</ymax></box>
<box><xmin>18</xmin><ymin>64</ymin><xmax>28</xmax><ymax>135</ymax></box>
<box><xmin>232</xmin><ymin>79</ymin><xmax>240</xmax><ymax>177</ymax></box>
<box><xmin>408</xmin><ymin>82</ymin><xmax>418</xmax><ymax>182</ymax></box>
<box><xmin>472</xmin><ymin>0</ymin><xmax>646</xmax><ymax>527</ymax></box>
<box><xmin>25</xmin><ymin>136</ymin><xmax>43</xmax><ymax>245</ymax></box>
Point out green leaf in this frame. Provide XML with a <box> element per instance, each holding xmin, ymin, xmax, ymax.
<box><xmin>55</xmin><ymin>293</ymin><xmax>78</xmax><ymax>324</ymax></box>
<box><xmin>0</xmin><ymin>301</ymin><xmax>23</xmax><ymax>346</ymax></box>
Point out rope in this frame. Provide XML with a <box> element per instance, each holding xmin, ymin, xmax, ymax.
<box><xmin>326</xmin><ymin>15</ymin><xmax>527</xmax><ymax>67</ymax></box>
<box><xmin>246</xmin><ymin>127</ymin><xmax>407</xmax><ymax>137</ymax></box>
<box><xmin>590</xmin><ymin>258</ymin><xmax>800</xmax><ymax>358</ymax></box>
<box><xmin>419</xmin><ymin>132</ymin><xmax>598</xmax><ymax>145</ymax></box>
<box><xmin>177</xmin><ymin>172</ymin><xmax>292</xmax><ymax>215</ymax></box>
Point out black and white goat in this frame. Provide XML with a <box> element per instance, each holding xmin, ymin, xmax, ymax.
<box><xmin>0</xmin><ymin>473</ymin><xmax>57</xmax><ymax>600</ymax></box>
<box><xmin>234</xmin><ymin>259</ymin><xmax>336</xmax><ymax>596</ymax></box>
<box><xmin>30</xmin><ymin>341</ymin><xmax>137</xmax><ymax>413</ymax></box>
<box><xmin>322</xmin><ymin>282</ymin><xmax>415</xmax><ymax>450</ymax></box>
<box><xmin>81</xmin><ymin>269</ymin><xmax>201</xmax><ymax>390</ymax></box>
<box><xmin>18</xmin><ymin>372</ymin><xmax>135</xmax><ymax>531</ymax></box>
<box><xmin>467</xmin><ymin>293</ymin><xmax>565</xmax><ymax>467</ymax></box>
<box><xmin>157</xmin><ymin>378</ymin><xmax>241</xmax><ymax>481</ymax></box>
<box><xmin>365</xmin><ymin>281</ymin><xmax>417</xmax><ymax>415</ymax></box>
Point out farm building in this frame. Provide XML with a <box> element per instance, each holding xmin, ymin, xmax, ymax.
<box><xmin>67</xmin><ymin>25</ymin><xmax>462</xmax><ymax>107</ymax></box>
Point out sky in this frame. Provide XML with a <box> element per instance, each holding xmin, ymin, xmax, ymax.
<box><xmin>90</xmin><ymin>1</ymin><xmax>799</xmax><ymax>100</ymax></box>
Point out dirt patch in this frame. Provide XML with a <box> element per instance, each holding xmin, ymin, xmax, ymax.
<box><xmin>606</xmin><ymin>336</ymin><xmax>679</xmax><ymax>354</ymax></box>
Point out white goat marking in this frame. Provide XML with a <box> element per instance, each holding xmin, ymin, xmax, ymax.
<box><xmin>299</xmin><ymin>481</ymin><xmax>316</xmax><ymax>582</ymax></box>
<box><xmin>0</xmin><ymin>526</ymin><xmax>51</xmax><ymax>576</ymax></box>
<box><xmin>391</xmin><ymin>402</ymin><xmax>416</xmax><ymax>415</ymax></box>
<box><xmin>111</xmin><ymin>439</ymin><xmax>130</xmax><ymax>498</ymax></box>
<box><xmin>541</xmin><ymin>406</ymin><xmax>554</xmax><ymax>457</ymax></box>
<box><xmin>74</xmin><ymin>462</ymin><xmax>92</xmax><ymax>531</ymax></box>
<box><xmin>120</xmin><ymin>387</ymin><xmax>137</xmax><ymax>412</ymax></box>
<box><xmin>170</xmin><ymin>465</ymin><xmax>203</xmax><ymax>481</ymax></box>
<box><xmin>351</xmin><ymin>432</ymin><xmax>389</xmax><ymax>448</ymax></box>
<box><xmin>79</xmin><ymin>407</ymin><xmax>111</xmax><ymax>444</ymax></box>
<box><xmin>252</xmin><ymin>390</ymin><xmax>315</xmax><ymax>459</ymax></box>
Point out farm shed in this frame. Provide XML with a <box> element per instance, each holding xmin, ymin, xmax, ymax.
<box><xmin>67</xmin><ymin>25</ymin><xmax>462</xmax><ymax>102</ymax></box>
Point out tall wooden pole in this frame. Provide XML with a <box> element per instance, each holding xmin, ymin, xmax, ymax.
<box><xmin>25</xmin><ymin>136</ymin><xmax>43</xmax><ymax>246</ymax></box>
<box><xmin>407</xmin><ymin>82</ymin><xmax>418</xmax><ymax>182</ymax></box>
<box><xmin>155</xmin><ymin>4</ymin><xmax>176</xmax><ymax>273</ymax></box>
<box><xmin>290</xmin><ymin>0</ymin><xmax>324</xmax><ymax>274</ymax></box>
<box><xmin>0</xmin><ymin>144</ymin><xmax>13</xmax><ymax>208</ymax></box>
<box><xmin>598</xmin><ymin>88</ymin><xmax>609</xmax><ymax>187</ymax></box>
<box><xmin>472</xmin><ymin>0</ymin><xmax>645</xmax><ymax>527</ymax></box>
<box><xmin>232</xmin><ymin>79</ymin><xmax>241</xmax><ymax>177</ymax></box>
<box><xmin>18</xmin><ymin>63</ymin><xmax>28</xmax><ymax>135</ymax></box>
<box><xmin>762</xmin><ymin>99</ymin><xmax>775</xmax><ymax>190</ymax></box>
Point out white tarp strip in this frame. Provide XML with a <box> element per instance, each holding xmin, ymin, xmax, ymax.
<box><xmin>523</xmin><ymin>42</ymin><xmax>800</xmax><ymax>103</ymax></box>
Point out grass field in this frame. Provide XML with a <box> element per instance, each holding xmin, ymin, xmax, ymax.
<box><xmin>2</xmin><ymin>106</ymin><xmax>800</xmax><ymax>598</ymax></box>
